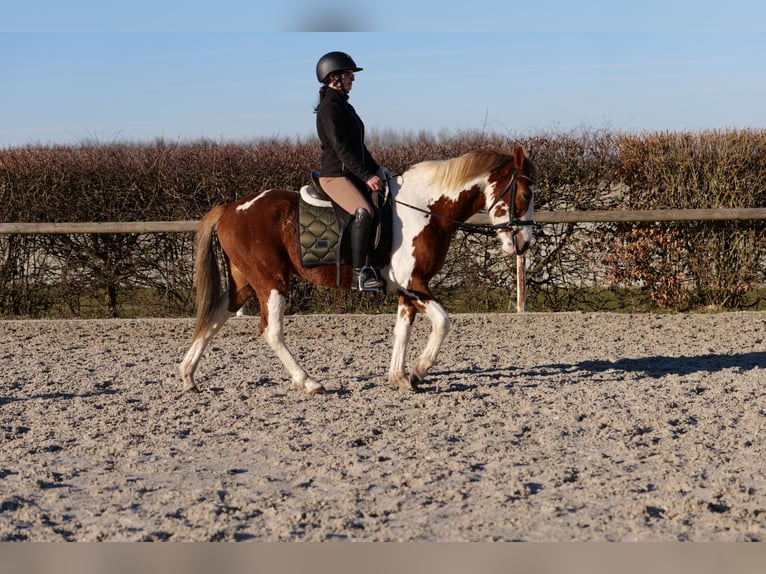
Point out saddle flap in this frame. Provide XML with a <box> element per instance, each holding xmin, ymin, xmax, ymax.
<box><xmin>298</xmin><ymin>194</ymin><xmax>342</xmax><ymax>267</ymax></box>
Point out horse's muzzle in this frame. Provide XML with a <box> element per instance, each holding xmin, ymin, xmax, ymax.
<box><xmin>501</xmin><ymin>227</ymin><xmax>532</xmax><ymax>256</ymax></box>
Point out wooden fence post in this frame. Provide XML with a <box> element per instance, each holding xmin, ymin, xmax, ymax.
<box><xmin>516</xmin><ymin>254</ymin><xmax>526</xmax><ymax>313</ymax></box>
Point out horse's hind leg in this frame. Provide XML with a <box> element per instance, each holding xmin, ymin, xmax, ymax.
<box><xmin>260</xmin><ymin>289</ymin><xmax>326</xmax><ymax>396</ymax></box>
<box><xmin>178</xmin><ymin>287</ymin><xmax>235</xmax><ymax>393</ymax></box>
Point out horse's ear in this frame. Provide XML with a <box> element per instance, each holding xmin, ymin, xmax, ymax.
<box><xmin>513</xmin><ymin>146</ymin><xmax>526</xmax><ymax>168</ymax></box>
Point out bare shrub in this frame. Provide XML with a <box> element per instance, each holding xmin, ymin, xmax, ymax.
<box><xmin>608</xmin><ymin>130</ymin><xmax>766</xmax><ymax>309</ymax></box>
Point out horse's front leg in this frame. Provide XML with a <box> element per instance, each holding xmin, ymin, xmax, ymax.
<box><xmin>388</xmin><ymin>300</ymin><xmax>417</xmax><ymax>391</ymax></box>
<box><xmin>261</xmin><ymin>290</ymin><xmax>325</xmax><ymax>395</ymax></box>
<box><xmin>388</xmin><ymin>297</ymin><xmax>451</xmax><ymax>391</ymax></box>
<box><xmin>409</xmin><ymin>299</ymin><xmax>451</xmax><ymax>389</ymax></box>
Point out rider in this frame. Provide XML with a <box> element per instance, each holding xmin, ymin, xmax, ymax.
<box><xmin>314</xmin><ymin>50</ymin><xmax>386</xmax><ymax>292</ymax></box>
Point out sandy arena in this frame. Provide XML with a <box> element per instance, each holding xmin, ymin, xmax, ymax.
<box><xmin>1</xmin><ymin>312</ymin><xmax>765</xmax><ymax>541</ymax></box>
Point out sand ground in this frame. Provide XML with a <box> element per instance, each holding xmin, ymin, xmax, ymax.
<box><xmin>1</xmin><ymin>312</ymin><xmax>765</xmax><ymax>541</ymax></box>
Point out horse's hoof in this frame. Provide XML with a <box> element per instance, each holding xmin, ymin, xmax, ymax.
<box><xmin>182</xmin><ymin>383</ymin><xmax>200</xmax><ymax>394</ymax></box>
<box><xmin>389</xmin><ymin>375</ymin><xmax>406</xmax><ymax>390</ymax></box>
<box><xmin>304</xmin><ymin>380</ymin><xmax>326</xmax><ymax>396</ymax></box>
<box><xmin>407</xmin><ymin>373</ymin><xmax>424</xmax><ymax>392</ymax></box>
<box><xmin>392</xmin><ymin>374</ymin><xmax>422</xmax><ymax>392</ymax></box>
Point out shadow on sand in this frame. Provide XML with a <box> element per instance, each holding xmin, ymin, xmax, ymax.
<box><xmin>428</xmin><ymin>351</ymin><xmax>765</xmax><ymax>392</ymax></box>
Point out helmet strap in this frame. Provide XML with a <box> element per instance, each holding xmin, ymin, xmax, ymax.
<box><xmin>328</xmin><ymin>72</ymin><xmax>349</xmax><ymax>95</ymax></box>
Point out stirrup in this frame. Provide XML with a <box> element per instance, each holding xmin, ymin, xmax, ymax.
<box><xmin>352</xmin><ymin>266</ymin><xmax>385</xmax><ymax>292</ymax></box>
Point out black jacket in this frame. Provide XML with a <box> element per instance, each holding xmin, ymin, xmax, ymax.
<box><xmin>316</xmin><ymin>88</ymin><xmax>380</xmax><ymax>184</ymax></box>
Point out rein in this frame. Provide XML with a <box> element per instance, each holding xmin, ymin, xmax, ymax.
<box><xmin>389</xmin><ymin>172</ymin><xmax>536</xmax><ymax>236</ymax></box>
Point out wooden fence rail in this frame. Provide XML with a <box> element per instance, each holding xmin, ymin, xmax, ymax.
<box><xmin>2</xmin><ymin>208</ymin><xmax>766</xmax><ymax>235</ymax></box>
<box><xmin>0</xmin><ymin>220</ymin><xmax>199</xmax><ymax>235</ymax></box>
<box><xmin>2</xmin><ymin>209</ymin><xmax>764</xmax><ymax>314</ymax></box>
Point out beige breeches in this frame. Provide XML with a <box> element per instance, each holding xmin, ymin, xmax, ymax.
<box><xmin>318</xmin><ymin>177</ymin><xmax>373</xmax><ymax>216</ymax></box>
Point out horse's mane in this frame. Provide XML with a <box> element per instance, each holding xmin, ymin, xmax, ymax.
<box><xmin>414</xmin><ymin>148</ymin><xmax>514</xmax><ymax>190</ymax></box>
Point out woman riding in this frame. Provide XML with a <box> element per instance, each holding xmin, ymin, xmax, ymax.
<box><xmin>314</xmin><ymin>50</ymin><xmax>386</xmax><ymax>292</ymax></box>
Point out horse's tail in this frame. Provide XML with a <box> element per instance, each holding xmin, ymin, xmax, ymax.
<box><xmin>192</xmin><ymin>205</ymin><xmax>227</xmax><ymax>339</ymax></box>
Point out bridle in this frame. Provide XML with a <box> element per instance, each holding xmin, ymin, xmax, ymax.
<box><xmin>389</xmin><ymin>170</ymin><xmax>536</xmax><ymax>238</ymax></box>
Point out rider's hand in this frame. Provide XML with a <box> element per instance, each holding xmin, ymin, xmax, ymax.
<box><xmin>366</xmin><ymin>175</ymin><xmax>383</xmax><ymax>192</ymax></box>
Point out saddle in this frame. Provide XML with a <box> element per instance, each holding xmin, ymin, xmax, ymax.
<box><xmin>297</xmin><ymin>172</ymin><xmax>392</xmax><ymax>284</ymax></box>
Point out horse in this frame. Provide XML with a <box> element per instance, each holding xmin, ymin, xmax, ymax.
<box><xmin>179</xmin><ymin>146</ymin><xmax>537</xmax><ymax>395</ymax></box>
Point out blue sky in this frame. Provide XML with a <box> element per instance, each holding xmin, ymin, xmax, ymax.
<box><xmin>2</xmin><ymin>1</ymin><xmax>765</xmax><ymax>147</ymax></box>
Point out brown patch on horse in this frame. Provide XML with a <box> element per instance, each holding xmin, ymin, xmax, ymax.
<box><xmin>486</xmin><ymin>147</ymin><xmax>536</xmax><ymax>219</ymax></box>
<box><xmin>407</xmin><ymin>186</ymin><xmax>483</xmax><ymax>290</ymax></box>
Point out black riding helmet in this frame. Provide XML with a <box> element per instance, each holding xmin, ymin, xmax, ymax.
<box><xmin>316</xmin><ymin>51</ymin><xmax>363</xmax><ymax>83</ymax></box>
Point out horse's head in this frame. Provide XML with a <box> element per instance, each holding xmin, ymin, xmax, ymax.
<box><xmin>486</xmin><ymin>146</ymin><xmax>537</xmax><ymax>256</ymax></box>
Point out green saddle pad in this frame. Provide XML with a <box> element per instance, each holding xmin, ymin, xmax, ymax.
<box><xmin>298</xmin><ymin>194</ymin><xmax>341</xmax><ymax>267</ymax></box>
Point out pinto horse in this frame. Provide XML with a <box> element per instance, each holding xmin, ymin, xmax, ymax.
<box><xmin>179</xmin><ymin>146</ymin><xmax>537</xmax><ymax>395</ymax></box>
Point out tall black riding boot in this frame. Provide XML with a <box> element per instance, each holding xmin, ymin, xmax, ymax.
<box><xmin>350</xmin><ymin>207</ymin><xmax>385</xmax><ymax>291</ymax></box>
